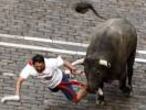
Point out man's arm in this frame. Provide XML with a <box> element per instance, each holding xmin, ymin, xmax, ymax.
<box><xmin>1</xmin><ymin>76</ymin><xmax>25</xmax><ymax>103</ymax></box>
<box><xmin>16</xmin><ymin>64</ymin><xmax>31</xmax><ymax>95</ymax></box>
<box><xmin>15</xmin><ymin>77</ymin><xmax>25</xmax><ymax>96</ymax></box>
<box><xmin>63</xmin><ymin>60</ymin><xmax>77</xmax><ymax>72</ymax></box>
<box><xmin>72</xmin><ymin>58</ymin><xmax>84</xmax><ymax>66</ymax></box>
<box><xmin>63</xmin><ymin>58</ymin><xmax>85</xmax><ymax>75</ymax></box>
<box><xmin>63</xmin><ymin>58</ymin><xmax>84</xmax><ymax>70</ymax></box>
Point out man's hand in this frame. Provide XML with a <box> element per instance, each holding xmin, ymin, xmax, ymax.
<box><xmin>70</xmin><ymin>67</ymin><xmax>77</xmax><ymax>74</ymax></box>
<box><xmin>1</xmin><ymin>95</ymin><xmax>20</xmax><ymax>103</ymax></box>
<box><xmin>1</xmin><ymin>76</ymin><xmax>25</xmax><ymax>104</ymax></box>
<box><xmin>63</xmin><ymin>60</ymin><xmax>77</xmax><ymax>73</ymax></box>
<box><xmin>65</xmin><ymin>68</ymin><xmax>84</xmax><ymax>75</ymax></box>
<box><xmin>71</xmin><ymin>69</ymin><xmax>85</xmax><ymax>75</ymax></box>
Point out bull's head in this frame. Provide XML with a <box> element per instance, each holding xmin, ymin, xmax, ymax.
<box><xmin>84</xmin><ymin>57</ymin><xmax>111</xmax><ymax>92</ymax></box>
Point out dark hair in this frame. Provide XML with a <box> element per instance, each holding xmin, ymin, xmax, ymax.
<box><xmin>32</xmin><ymin>54</ymin><xmax>44</xmax><ymax>65</ymax></box>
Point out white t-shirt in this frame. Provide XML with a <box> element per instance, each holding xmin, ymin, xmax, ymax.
<box><xmin>20</xmin><ymin>56</ymin><xmax>64</xmax><ymax>89</ymax></box>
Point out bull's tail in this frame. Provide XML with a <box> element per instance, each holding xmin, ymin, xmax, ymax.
<box><xmin>74</xmin><ymin>2</ymin><xmax>106</xmax><ymax>20</ymax></box>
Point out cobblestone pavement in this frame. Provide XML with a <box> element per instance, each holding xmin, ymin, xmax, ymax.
<box><xmin>0</xmin><ymin>0</ymin><xmax>146</xmax><ymax>110</ymax></box>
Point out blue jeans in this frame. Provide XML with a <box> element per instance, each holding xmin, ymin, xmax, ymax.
<box><xmin>49</xmin><ymin>73</ymin><xmax>76</xmax><ymax>101</ymax></box>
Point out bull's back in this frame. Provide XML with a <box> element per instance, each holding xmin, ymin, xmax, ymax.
<box><xmin>87</xmin><ymin>18</ymin><xmax>137</xmax><ymax>60</ymax></box>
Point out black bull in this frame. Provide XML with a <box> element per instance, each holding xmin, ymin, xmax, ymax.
<box><xmin>74</xmin><ymin>2</ymin><xmax>137</xmax><ymax>104</ymax></box>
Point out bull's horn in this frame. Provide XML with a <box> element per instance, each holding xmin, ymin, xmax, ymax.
<box><xmin>99</xmin><ymin>59</ymin><xmax>111</xmax><ymax>68</ymax></box>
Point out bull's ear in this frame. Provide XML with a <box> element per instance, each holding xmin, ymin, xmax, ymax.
<box><xmin>98</xmin><ymin>59</ymin><xmax>111</xmax><ymax>68</ymax></box>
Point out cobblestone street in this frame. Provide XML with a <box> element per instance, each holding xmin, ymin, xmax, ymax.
<box><xmin>0</xmin><ymin>0</ymin><xmax>146</xmax><ymax>110</ymax></box>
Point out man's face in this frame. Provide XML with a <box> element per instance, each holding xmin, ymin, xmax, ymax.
<box><xmin>33</xmin><ymin>62</ymin><xmax>45</xmax><ymax>73</ymax></box>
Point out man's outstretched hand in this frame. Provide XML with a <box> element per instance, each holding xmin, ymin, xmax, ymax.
<box><xmin>1</xmin><ymin>95</ymin><xmax>20</xmax><ymax>103</ymax></box>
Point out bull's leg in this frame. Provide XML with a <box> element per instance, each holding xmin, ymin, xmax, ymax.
<box><xmin>120</xmin><ymin>49</ymin><xmax>136</xmax><ymax>96</ymax></box>
<box><xmin>127</xmin><ymin>49</ymin><xmax>136</xmax><ymax>94</ymax></box>
<box><xmin>119</xmin><ymin>73</ymin><xmax>127</xmax><ymax>92</ymax></box>
<box><xmin>119</xmin><ymin>78</ymin><xmax>130</xmax><ymax>93</ymax></box>
<box><xmin>119</xmin><ymin>66</ymin><xmax>131</xmax><ymax>96</ymax></box>
<box><xmin>96</xmin><ymin>83</ymin><xmax>105</xmax><ymax>105</ymax></box>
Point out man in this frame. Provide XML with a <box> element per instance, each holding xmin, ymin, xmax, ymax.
<box><xmin>1</xmin><ymin>55</ymin><xmax>88</xmax><ymax>103</ymax></box>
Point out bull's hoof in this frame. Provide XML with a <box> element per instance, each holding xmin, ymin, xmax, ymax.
<box><xmin>96</xmin><ymin>95</ymin><xmax>105</xmax><ymax>105</ymax></box>
<box><xmin>96</xmin><ymin>100</ymin><xmax>105</xmax><ymax>105</ymax></box>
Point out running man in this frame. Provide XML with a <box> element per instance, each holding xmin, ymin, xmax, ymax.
<box><xmin>1</xmin><ymin>54</ymin><xmax>88</xmax><ymax>103</ymax></box>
